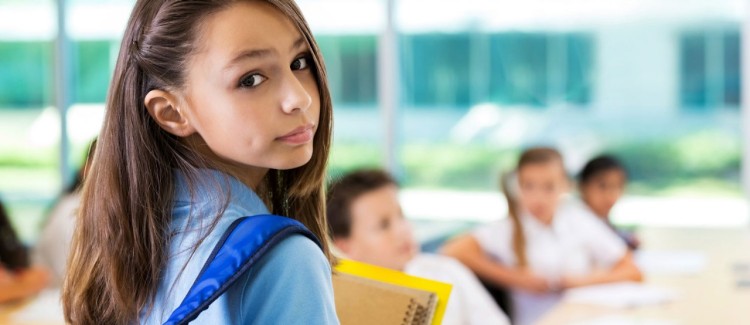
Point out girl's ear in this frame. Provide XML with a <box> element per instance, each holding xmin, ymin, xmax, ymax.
<box><xmin>144</xmin><ymin>89</ymin><xmax>196</xmax><ymax>137</ymax></box>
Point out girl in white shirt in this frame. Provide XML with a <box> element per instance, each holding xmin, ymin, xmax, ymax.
<box><xmin>442</xmin><ymin>147</ymin><xmax>642</xmax><ymax>325</ymax></box>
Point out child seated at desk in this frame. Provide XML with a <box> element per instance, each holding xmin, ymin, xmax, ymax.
<box><xmin>0</xmin><ymin>199</ymin><xmax>50</xmax><ymax>303</ymax></box>
<box><xmin>327</xmin><ymin>169</ymin><xmax>510</xmax><ymax>325</ymax></box>
<box><xmin>578</xmin><ymin>155</ymin><xmax>639</xmax><ymax>250</ymax></box>
<box><xmin>441</xmin><ymin>147</ymin><xmax>642</xmax><ymax>325</ymax></box>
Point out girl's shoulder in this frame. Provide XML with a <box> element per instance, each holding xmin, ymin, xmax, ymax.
<box><xmin>252</xmin><ymin>233</ymin><xmax>329</xmax><ymax>271</ymax></box>
<box><xmin>148</xmin><ymin>228</ymin><xmax>334</xmax><ymax>324</ymax></box>
<box><xmin>226</xmin><ymin>233</ymin><xmax>337</xmax><ymax>324</ymax></box>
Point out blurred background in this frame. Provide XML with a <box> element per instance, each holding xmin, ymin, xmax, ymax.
<box><xmin>0</xmin><ymin>0</ymin><xmax>747</xmax><ymax>243</ymax></box>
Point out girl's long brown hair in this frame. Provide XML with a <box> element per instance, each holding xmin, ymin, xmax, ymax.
<box><xmin>62</xmin><ymin>1</ymin><xmax>333</xmax><ymax>324</ymax></box>
<box><xmin>502</xmin><ymin>147</ymin><xmax>563</xmax><ymax>268</ymax></box>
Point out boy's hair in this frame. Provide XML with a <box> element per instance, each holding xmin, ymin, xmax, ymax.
<box><xmin>327</xmin><ymin>169</ymin><xmax>398</xmax><ymax>239</ymax></box>
<box><xmin>578</xmin><ymin>155</ymin><xmax>627</xmax><ymax>185</ymax></box>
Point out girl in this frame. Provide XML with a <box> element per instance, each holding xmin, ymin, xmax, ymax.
<box><xmin>578</xmin><ymin>155</ymin><xmax>639</xmax><ymax>250</ymax></box>
<box><xmin>62</xmin><ymin>1</ymin><xmax>338</xmax><ymax>324</ymax></box>
<box><xmin>441</xmin><ymin>147</ymin><xmax>641</xmax><ymax>325</ymax></box>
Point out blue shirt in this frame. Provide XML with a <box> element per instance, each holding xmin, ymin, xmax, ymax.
<box><xmin>142</xmin><ymin>169</ymin><xmax>339</xmax><ymax>324</ymax></box>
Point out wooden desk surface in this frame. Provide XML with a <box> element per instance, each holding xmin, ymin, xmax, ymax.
<box><xmin>538</xmin><ymin>227</ymin><xmax>750</xmax><ymax>325</ymax></box>
<box><xmin>1</xmin><ymin>228</ymin><xmax>748</xmax><ymax>325</ymax></box>
<box><xmin>0</xmin><ymin>289</ymin><xmax>65</xmax><ymax>325</ymax></box>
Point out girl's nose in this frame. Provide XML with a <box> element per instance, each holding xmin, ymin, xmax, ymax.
<box><xmin>280</xmin><ymin>72</ymin><xmax>313</xmax><ymax>114</ymax></box>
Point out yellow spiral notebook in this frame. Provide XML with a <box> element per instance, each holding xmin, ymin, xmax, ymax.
<box><xmin>333</xmin><ymin>259</ymin><xmax>453</xmax><ymax>325</ymax></box>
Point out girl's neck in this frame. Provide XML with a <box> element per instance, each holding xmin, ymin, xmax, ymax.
<box><xmin>582</xmin><ymin>197</ymin><xmax>609</xmax><ymax>220</ymax></box>
<box><xmin>524</xmin><ymin>209</ymin><xmax>554</xmax><ymax>226</ymax></box>
<box><xmin>536</xmin><ymin>215</ymin><xmax>554</xmax><ymax>226</ymax></box>
<box><xmin>224</xmin><ymin>165</ymin><xmax>268</xmax><ymax>192</ymax></box>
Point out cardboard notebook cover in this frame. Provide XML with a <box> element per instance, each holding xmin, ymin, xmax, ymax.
<box><xmin>333</xmin><ymin>259</ymin><xmax>452</xmax><ymax>325</ymax></box>
<box><xmin>333</xmin><ymin>272</ymin><xmax>422</xmax><ymax>325</ymax></box>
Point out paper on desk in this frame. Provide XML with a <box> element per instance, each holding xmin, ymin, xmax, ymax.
<box><xmin>563</xmin><ymin>282</ymin><xmax>677</xmax><ymax>308</ymax></box>
<box><xmin>11</xmin><ymin>289</ymin><xmax>65</xmax><ymax>324</ymax></box>
<box><xmin>570</xmin><ymin>315</ymin><xmax>677</xmax><ymax>325</ymax></box>
<box><xmin>635</xmin><ymin>250</ymin><xmax>706</xmax><ymax>275</ymax></box>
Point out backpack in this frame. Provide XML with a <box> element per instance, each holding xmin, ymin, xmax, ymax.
<box><xmin>163</xmin><ymin>214</ymin><xmax>321</xmax><ymax>325</ymax></box>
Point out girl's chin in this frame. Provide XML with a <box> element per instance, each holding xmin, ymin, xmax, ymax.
<box><xmin>531</xmin><ymin>213</ymin><xmax>554</xmax><ymax>223</ymax></box>
<box><xmin>270</xmin><ymin>151</ymin><xmax>314</xmax><ymax>170</ymax></box>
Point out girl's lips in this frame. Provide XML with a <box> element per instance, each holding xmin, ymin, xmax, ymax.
<box><xmin>277</xmin><ymin>125</ymin><xmax>314</xmax><ymax>144</ymax></box>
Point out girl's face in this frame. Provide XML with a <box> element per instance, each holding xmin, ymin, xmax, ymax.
<box><xmin>180</xmin><ymin>1</ymin><xmax>320</xmax><ymax>178</ymax></box>
<box><xmin>580</xmin><ymin>169</ymin><xmax>626</xmax><ymax>219</ymax></box>
<box><xmin>336</xmin><ymin>185</ymin><xmax>418</xmax><ymax>271</ymax></box>
<box><xmin>517</xmin><ymin>162</ymin><xmax>569</xmax><ymax>224</ymax></box>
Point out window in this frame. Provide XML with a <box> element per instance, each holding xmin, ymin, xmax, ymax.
<box><xmin>680</xmin><ymin>29</ymin><xmax>741</xmax><ymax>110</ymax></box>
<box><xmin>400</xmin><ymin>32</ymin><xmax>594</xmax><ymax>109</ymax></box>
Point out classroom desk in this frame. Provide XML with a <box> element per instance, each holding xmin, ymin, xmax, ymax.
<box><xmin>0</xmin><ymin>289</ymin><xmax>64</xmax><ymax>325</ymax></box>
<box><xmin>1</xmin><ymin>228</ymin><xmax>748</xmax><ymax>325</ymax></box>
<box><xmin>537</xmin><ymin>227</ymin><xmax>750</xmax><ymax>325</ymax></box>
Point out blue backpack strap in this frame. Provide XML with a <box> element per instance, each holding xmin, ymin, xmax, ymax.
<box><xmin>163</xmin><ymin>214</ymin><xmax>322</xmax><ymax>325</ymax></box>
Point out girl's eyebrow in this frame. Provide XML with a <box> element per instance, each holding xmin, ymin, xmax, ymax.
<box><xmin>224</xmin><ymin>37</ymin><xmax>306</xmax><ymax>70</ymax></box>
<box><xmin>289</xmin><ymin>36</ymin><xmax>306</xmax><ymax>52</ymax></box>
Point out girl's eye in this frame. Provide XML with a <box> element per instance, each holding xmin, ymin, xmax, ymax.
<box><xmin>291</xmin><ymin>56</ymin><xmax>309</xmax><ymax>71</ymax></box>
<box><xmin>239</xmin><ymin>73</ymin><xmax>267</xmax><ymax>88</ymax></box>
